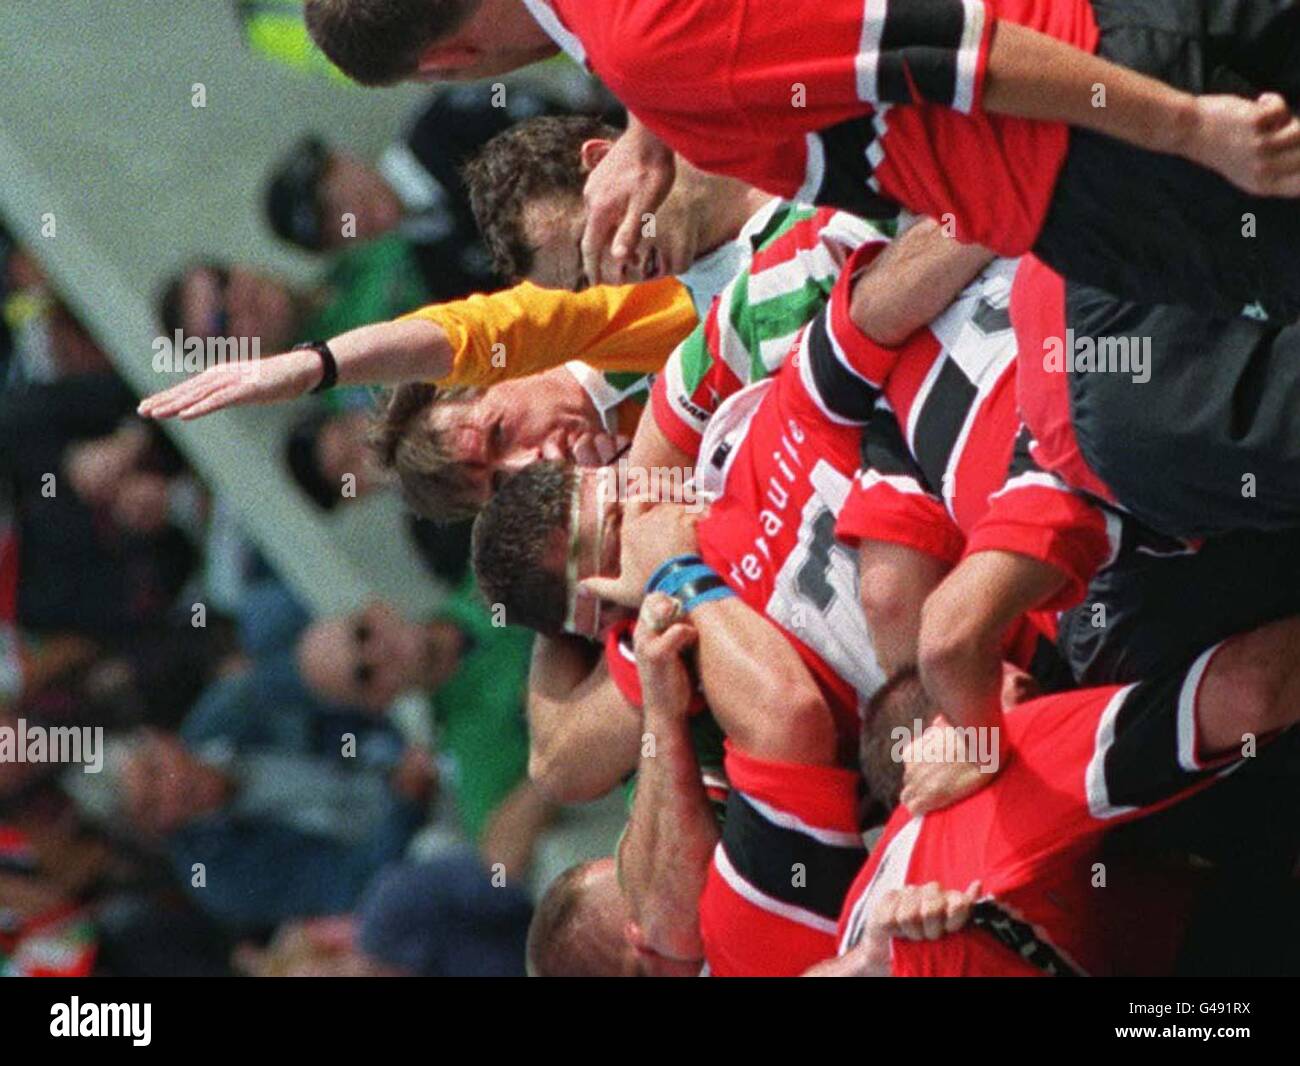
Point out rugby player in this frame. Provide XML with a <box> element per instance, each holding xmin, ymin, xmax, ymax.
<box><xmin>816</xmin><ymin>613</ymin><xmax>1300</xmax><ymax>976</ymax></box>
<box><xmin>306</xmin><ymin>0</ymin><xmax>1300</xmax><ymax>318</ymax></box>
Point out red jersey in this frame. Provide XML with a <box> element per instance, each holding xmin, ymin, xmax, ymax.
<box><xmin>836</xmin><ymin>643</ymin><xmax>1243</xmax><ymax>976</ymax></box>
<box><xmin>543</xmin><ymin>0</ymin><xmax>1099</xmax><ymax>254</ymax></box>
<box><xmin>689</xmin><ymin>349</ymin><xmax>887</xmax><ymax>740</ymax></box>
<box><xmin>803</xmin><ymin>245</ymin><xmax>1119</xmax><ymax>615</ymax></box>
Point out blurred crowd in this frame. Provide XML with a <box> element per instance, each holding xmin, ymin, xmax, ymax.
<box><xmin>0</xmin><ymin>70</ymin><xmax>612</xmax><ymax>977</ymax></box>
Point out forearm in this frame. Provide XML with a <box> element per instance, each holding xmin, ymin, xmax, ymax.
<box><xmin>479</xmin><ymin>779</ymin><xmax>555</xmax><ymax>882</ymax></box>
<box><xmin>324</xmin><ymin>317</ymin><xmax>452</xmax><ymax>387</ymax></box>
<box><xmin>984</xmin><ymin>22</ymin><xmax>1197</xmax><ymax>157</ymax></box>
<box><xmin>851</xmin><ymin>220</ymin><xmax>994</xmax><ymax>343</ymax></box>
<box><xmin>691</xmin><ymin>596</ymin><xmax>837</xmax><ymax>766</ymax></box>
<box><xmin>620</xmin><ymin>698</ymin><xmax>717</xmax><ymax>960</ymax></box>
<box><xmin>526</xmin><ymin>637</ymin><xmax>641</xmax><ymax>802</ymax></box>
<box><xmin>917</xmin><ymin>550</ymin><xmax>1066</xmax><ymax>729</ymax></box>
<box><xmin>858</xmin><ymin>541</ymin><xmax>951</xmax><ymax>676</ymax></box>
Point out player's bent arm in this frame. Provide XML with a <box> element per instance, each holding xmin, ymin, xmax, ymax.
<box><xmin>618</xmin><ymin>604</ymin><xmax>715</xmax><ymax>963</ymax></box>
<box><xmin>624</xmin><ymin>392</ymin><xmax>697</xmax><ymax>483</ymax></box>
<box><xmin>917</xmin><ymin>550</ymin><xmax>1067</xmax><ymax>731</ymax></box>
<box><xmin>1198</xmin><ymin>614</ymin><xmax>1300</xmax><ymax>755</ymax></box>
<box><xmin>526</xmin><ymin>637</ymin><xmax>642</xmax><ymax>804</ymax></box>
<box><xmin>984</xmin><ymin>23</ymin><xmax>1300</xmax><ymax>197</ymax></box>
<box><xmin>690</xmin><ymin>596</ymin><xmax>838</xmax><ymax>767</ymax></box>
<box><xmin>850</xmin><ymin>220</ymin><xmax>994</xmax><ymax>345</ymax></box>
<box><xmin>858</xmin><ymin>540</ymin><xmax>952</xmax><ymax>677</ymax></box>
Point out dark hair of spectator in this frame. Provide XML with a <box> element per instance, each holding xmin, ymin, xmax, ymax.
<box><xmin>286</xmin><ymin>409</ymin><xmax>342</xmax><ymax>511</ymax></box>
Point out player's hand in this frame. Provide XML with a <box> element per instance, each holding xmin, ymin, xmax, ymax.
<box><xmin>581</xmin><ymin>117</ymin><xmax>676</xmax><ymax>286</ymax></box>
<box><xmin>137</xmin><ymin>347</ymin><xmax>321</xmax><ymax>421</ymax></box>
<box><xmin>899</xmin><ymin>714</ymin><xmax>1000</xmax><ymax>814</ymax></box>
<box><xmin>1184</xmin><ymin>92</ymin><xmax>1300</xmax><ymax>198</ymax></box>
<box><xmin>870</xmin><ymin>880</ymin><xmax>981</xmax><ymax>941</ymax></box>
<box><xmin>632</xmin><ymin>593</ymin><xmax>698</xmax><ymax>720</ymax></box>
<box><xmin>580</xmin><ymin>496</ymin><xmax>701</xmax><ymax>609</ymax></box>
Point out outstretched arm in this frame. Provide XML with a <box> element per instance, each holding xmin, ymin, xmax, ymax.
<box><xmin>618</xmin><ymin>596</ymin><xmax>716</xmax><ymax>963</ymax></box>
<box><xmin>138</xmin><ymin>278</ymin><xmax>694</xmax><ymax>421</ymax></box>
<box><xmin>850</xmin><ymin>219</ymin><xmax>994</xmax><ymax>346</ymax></box>
<box><xmin>917</xmin><ymin>550</ymin><xmax>1066</xmax><ymax>734</ymax></box>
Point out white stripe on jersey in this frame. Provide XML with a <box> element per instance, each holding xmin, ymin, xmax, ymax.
<box><xmin>1176</xmin><ymin>643</ymin><xmax>1219</xmax><ymax>773</ymax></box>
<box><xmin>839</xmin><ymin>815</ymin><xmax>924</xmax><ymax>955</ymax></box>
<box><xmin>856</xmin><ymin>0</ymin><xmax>887</xmax><ymax>103</ymax></box>
<box><xmin>519</xmin><ymin>0</ymin><xmax>586</xmax><ymax>65</ymax></box>
<box><xmin>990</xmin><ymin>469</ymin><xmax>1125</xmax><ymax>568</ymax></box>
<box><xmin>856</xmin><ymin>467</ymin><xmax>931</xmax><ymax>497</ymax></box>
<box><xmin>713</xmin><ymin>840</ymin><xmax>841</xmax><ymax>935</ymax></box>
<box><xmin>953</xmin><ymin>0</ymin><xmax>987</xmax><ymax>114</ymax></box>
<box><xmin>1085</xmin><ymin>684</ymin><xmax>1140</xmax><ymax>820</ymax></box>
<box><xmin>866</xmin><ymin>105</ymin><xmax>890</xmax><ymax>193</ymax></box>
<box><xmin>797</xmin><ymin>133</ymin><xmax>827</xmax><ymax>205</ymax></box>
<box><xmin>743</xmin><ymin>792</ymin><xmax>867</xmax><ymax>849</ymax></box>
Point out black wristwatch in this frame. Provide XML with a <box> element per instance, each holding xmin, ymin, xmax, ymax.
<box><xmin>293</xmin><ymin>340</ymin><xmax>338</xmax><ymax>394</ymax></box>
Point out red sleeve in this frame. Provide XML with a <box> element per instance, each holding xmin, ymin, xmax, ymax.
<box><xmin>891</xmin><ymin>929</ymin><xmax>1047</xmax><ymax>977</ymax></box>
<box><xmin>603</xmin><ymin>618</ymin><xmax>708</xmax><ymax>714</ymax></box>
<box><xmin>603</xmin><ymin>619</ymin><xmax>644</xmax><ymax>708</ymax></box>
<box><xmin>560</xmin><ymin>0</ymin><xmax>995</xmax><ymax>200</ymax></box>
<box><xmin>964</xmin><ymin>470</ymin><xmax>1119</xmax><ymax>612</ymax></box>
<box><xmin>836</xmin><ymin>468</ymin><xmax>967</xmax><ymax>565</ymax></box>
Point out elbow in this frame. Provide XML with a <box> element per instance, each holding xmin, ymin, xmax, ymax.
<box><xmin>527</xmin><ymin>746</ymin><xmax>589</xmax><ymax>805</ymax></box>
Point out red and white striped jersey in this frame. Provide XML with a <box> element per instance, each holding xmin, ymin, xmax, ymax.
<box><xmin>543</xmin><ymin>0</ymin><xmax>1099</xmax><ymax>255</ymax></box>
<box><xmin>801</xmin><ymin>245</ymin><xmax>1120</xmax><ymax>615</ymax></box>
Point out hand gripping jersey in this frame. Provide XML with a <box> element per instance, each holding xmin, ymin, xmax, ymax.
<box><xmin>835</xmin><ymin>642</ymin><xmax>1261</xmax><ymax>976</ymax></box>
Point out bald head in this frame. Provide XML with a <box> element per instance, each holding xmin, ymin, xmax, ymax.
<box><xmin>527</xmin><ymin>858</ymin><xmax>636</xmax><ymax>977</ymax></box>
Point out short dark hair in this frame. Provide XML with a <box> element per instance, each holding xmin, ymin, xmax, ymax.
<box><xmin>464</xmin><ymin>115</ymin><xmax>622</xmax><ymax>280</ymax></box>
<box><xmin>470</xmin><ymin>460</ymin><xmax>573</xmax><ymax>635</ymax></box>
<box><xmin>369</xmin><ymin>382</ymin><xmax>483</xmax><ymax>523</ymax></box>
<box><xmin>859</xmin><ymin>667</ymin><xmax>936</xmax><ymax>811</ymax></box>
<box><xmin>304</xmin><ymin>0</ymin><xmax>479</xmax><ymax>86</ymax></box>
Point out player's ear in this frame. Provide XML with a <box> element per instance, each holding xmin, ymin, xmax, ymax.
<box><xmin>580</xmin><ymin>139</ymin><xmax>614</xmax><ymax>173</ymax></box>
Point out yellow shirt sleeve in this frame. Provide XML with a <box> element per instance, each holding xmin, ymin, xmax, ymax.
<box><xmin>399</xmin><ymin>277</ymin><xmax>698</xmax><ymax>388</ymax></box>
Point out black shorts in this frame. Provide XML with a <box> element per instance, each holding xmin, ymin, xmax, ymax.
<box><xmin>1061</xmin><ymin>287</ymin><xmax>1300</xmax><ymax>540</ymax></box>
<box><xmin>1058</xmin><ymin>529</ymin><xmax>1300</xmax><ymax>873</ymax></box>
<box><xmin>1034</xmin><ymin>0</ymin><xmax>1300</xmax><ymax>319</ymax></box>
